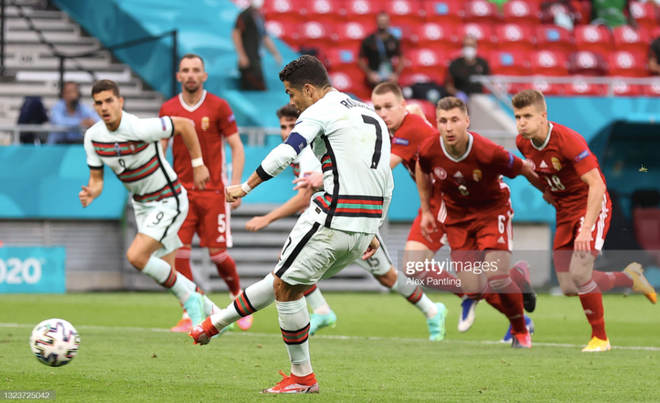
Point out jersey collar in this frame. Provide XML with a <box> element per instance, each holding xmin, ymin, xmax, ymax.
<box><xmin>440</xmin><ymin>132</ymin><xmax>473</xmax><ymax>163</ymax></box>
<box><xmin>179</xmin><ymin>90</ymin><xmax>207</xmax><ymax>112</ymax></box>
<box><xmin>532</xmin><ymin>122</ymin><xmax>553</xmax><ymax>151</ymax></box>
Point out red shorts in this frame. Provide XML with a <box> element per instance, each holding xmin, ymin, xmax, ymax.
<box><xmin>407</xmin><ymin>204</ymin><xmax>447</xmax><ymax>253</ymax></box>
<box><xmin>446</xmin><ymin>200</ymin><xmax>514</xmax><ymax>256</ymax></box>
<box><xmin>178</xmin><ymin>190</ymin><xmax>232</xmax><ymax>249</ymax></box>
<box><xmin>552</xmin><ymin>196</ymin><xmax>612</xmax><ymax>273</ymax></box>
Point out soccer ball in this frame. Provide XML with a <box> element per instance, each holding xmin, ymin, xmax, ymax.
<box><xmin>29</xmin><ymin>319</ymin><xmax>80</xmax><ymax>367</ymax></box>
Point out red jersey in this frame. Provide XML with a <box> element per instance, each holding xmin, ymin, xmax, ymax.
<box><xmin>418</xmin><ymin>132</ymin><xmax>523</xmax><ymax>224</ymax></box>
<box><xmin>516</xmin><ymin>121</ymin><xmax>607</xmax><ymax>217</ymax></box>
<box><xmin>159</xmin><ymin>91</ymin><xmax>239</xmax><ymax>191</ymax></box>
<box><xmin>391</xmin><ymin>113</ymin><xmax>438</xmax><ymax>180</ymax></box>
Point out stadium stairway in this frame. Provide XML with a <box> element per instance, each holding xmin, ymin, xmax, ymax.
<box><xmin>0</xmin><ymin>0</ymin><xmax>164</xmax><ymax>130</ymax></box>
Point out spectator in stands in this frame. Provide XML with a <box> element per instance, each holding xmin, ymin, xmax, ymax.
<box><xmin>47</xmin><ymin>81</ymin><xmax>99</xmax><ymax>144</ymax></box>
<box><xmin>232</xmin><ymin>0</ymin><xmax>282</xmax><ymax>91</ymax></box>
<box><xmin>541</xmin><ymin>0</ymin><xmax>579</xmax><ymax>31</ymax></box>
<box><xmin>445</xmin><ymin>36</ymin><xmax>490</xmax><ymax>103</ymax></box>
<box><xmin>650</xmin><ymin>35</ymin><xmax>660</xmax><ymax>75</ymax></box>
<box><xmin>358</xmin><ymin>12</ymin><xmax>405</xmax><ymax>89</ymax></box>
<box><xmin>591</xmin><ymin>0</ymin><xmax>637</xmax><ymax>28</ymax></box>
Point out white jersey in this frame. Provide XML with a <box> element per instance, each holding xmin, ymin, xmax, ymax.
<box><xmin>259</xmin><ymin>90</ymin><xmax>393</xmax><ymax>234</ymax></box>
<box><xmin>290</xmin><ymin>146</ymin><xmax>322</xmax><ymax>179</ymax></box>
<box><xmin>84</xmin><ymin>112</ymin><xmax>184</xmax><ymax>204</ymax></box>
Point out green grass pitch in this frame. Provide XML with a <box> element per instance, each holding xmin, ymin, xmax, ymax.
<box><xmin>1</xmin><ymin>293</ymin><xmax>659</xmax><ymax>402</ymax></box>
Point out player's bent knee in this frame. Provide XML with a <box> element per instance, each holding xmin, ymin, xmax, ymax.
<box><xmin>126</xmin><ymin>249</ymin><xmax>149</xmax><ymax>270</ymax></box>
<box><xmin>570</xmin><ymin>271</ymin><xmax>591</xmax><ymax>287</ymax></box>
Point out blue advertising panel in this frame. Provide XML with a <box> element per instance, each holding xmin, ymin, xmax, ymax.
<box><xmin>0</xmin><ymin>247</ymin><xmax>66</xmax><ymax>294</ymax></box>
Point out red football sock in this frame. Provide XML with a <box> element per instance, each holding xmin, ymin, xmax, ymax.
<box><xmin>612</xmin><ymin>271</ymin><xmax>633</xmax><ymax>288</ymax></box>
<box><xmin>578</xmin><ymin>280</ymin><xmax>607</xmax><ymax>340</ymax></box>
<box><xmin>174</xmin><ymin>246</ymin><xmax>193</xmax><ymax>281</ymax></box>
<box><xmin>210</xmin><ymin>250</ymin><xmax>241</xmax><ymax>296</ymax></box>
<box><xmin>488</xmin><ymin>275</ymin><xmax>527</xmax><ymax>335</ymax></box>
<box><xmin>509</xmin><ymin>266</ymin><xmax>527</xmax><ymax>289</ymax></box>
<box><xmin>291</xmin><ymin>372</ymin><xmax>317</xmax><ymax>386</ymax></box>
<box><xmin>592</xmin><ymin>271</ymin><xmax>634</xmax><ymax>292</ymax></box>
<box><xmin>416</xmin><ymin>269</ymin><xmax>465</xmax><ymax>298</ymax></box>
<box><xmin>467</xmin><ymin>284</ymin><xmax>504</xmax><ymax>313</ymax></box>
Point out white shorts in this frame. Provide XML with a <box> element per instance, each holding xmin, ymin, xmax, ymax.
<box><xmin>352</xmin><ymin>232</ymin><xmax>392</xmax><ymax>276</ymax></box>
<box><xmin>275</xmin><ymin>209</ymin><xmax>375</xmax><ymax>286</ymax></box>
<box><xmin>133</xmin><ymin>192</ymin><xmax>189</xmax><ymax>258</ymax></box>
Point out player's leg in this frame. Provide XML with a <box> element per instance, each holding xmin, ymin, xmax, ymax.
<box><xmin>304</xmin><ymin>284</ymin><xmax>337</xmax><ymax>336</ymax></box>
<box><xmin>170</xmin><ymin>194</ymin><xmax>198</xmax><ymax>332</ymax></box>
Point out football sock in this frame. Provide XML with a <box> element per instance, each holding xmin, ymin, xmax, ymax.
<box><xmin>212</xmin><ymin>273</ymin><xmax>275</xmax><ymax>331</ymax></box>
<box><xmin>578</xmin><ymin>280</ymin><xmax>607</xmax><ymax>340</ymax></box>
<box><xmin>394</xmin><ymin>276</ymin><xmax>438</xmax><ymax>319</ymax></box>
<box><xmin>467</xmin><ymin>284</ymin><xmax>505</xmax><ymax>313</ymax></box>
<box><xmin>509</xmin><ymin>266</ymin><xmax>528</xmax><ymax>289</ymax></box>
<box><xmin>412</xmin><ymin>269</ymin><xmax>465</xmax><ymax>297</ymax></box>
<box><xmin>488</xmin><ymin>275</ymin><xmax>527</xmax><ymax>335</ymax></box>
<box><xmin>303</xmin><ymin>285</ymin><xmax>331</xmax><ymax>315</ymax></box>
<box><xmin>174</xmin><ymin>246</ymin><xmax>194</xmax><ymax>281</ymax></box>
<box><xmin>142</xmin><ymin>256</ymin><xmax>191</xmax><ymax>304</ymax></box>
<box><xmin>210</xmin><ymin>250</ymin><xmax>242</xmax><ymax>296</ymax></box>
<box><xmin>592</xmin><ymin>270</ymin><xmax>633</xmax><ymax>292</ymax></box>
<box><xmin>277</xmin><ymin>298</ymin><xmax>314</xmax><ymax>379</ymax></box>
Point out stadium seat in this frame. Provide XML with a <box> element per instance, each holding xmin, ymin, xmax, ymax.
<box><xmin>458</xmin><ymin>22</ymin><xmax>497</xmax><ymax>52</ymax></box>
<box><xmin>404</xmin><ymin>99</ymin><xmax>437</xmax><ymax>124</ymax></box>
<box><xmin>263</xmin><ymin>0</ymin><xmax>303</xmax><ymax>26</ymax></box>
<box><xmin>502</xmin><ymin>1</ymin><xmax>541</xmax><ymax>26</ymax></box>
<box><xmin>563</xmin><ymin>78</ymin><xmax>607</xmax><ymax>96</ymax></box>
<box><xmin>633</xmin><ymin>208</ymin><xmax>660</xmax><ymax>265</ymax></box>
<box><xmin>489</xmin><ymin>50</ymin><xmax>530</xmax><ymax>76</ymax></box>
<box><xmin>328</xmin><ymin>70</ymin><xmax>371</xmax><ymax>100</ymax></box>
<box><xmin>336</xmin><ymin>22</ymin><xmax>372</xmax><ymax>48</ymax></box>
<box><xmin>574</xmin><ymin>25</ymin><xmax>612</xmax><ymax>58</ymax></box>
<box><xmin>423</xmin><ymin>0</ymin><xmax>464</xmax><ymax>24</ymax></box>
<box><xmin>611</xmin><ymin>79</ymin><xmax>644</xmax><ymax>96</ymax></box>
<box><xmin>512</xmin><ymin>77</ymin><xmax>563</xmax><ymax>96</ymax></box>
<box><xmin>413</xmin><ymin>22</ymin><xmax>459</xmax><ymax>53</ymax></box>
<box><xmin>304</xmin><ymin>0</ymin><xmax>345</xmax><ymax>25</ymax></box>
<box><xmin>298</xmin><ymin>21</ymin><xmax>336</xmax><ymax>49</ymax></box>
<box><xmin>496</xmin><ymin>24</ymin><xmax>535</xmax><ymax>53</ymax></box>
<box><xmin>389</xmin><ymin>23</ymin><xmax>416</xmax><ymax>49</ymax></box>
<box><xmin>327</xmin><ymin>48</ymin><xmax>359</xmax><ymax>71</ymax></box>
<box><xmin>399</xmin><ymin>72</ymin><xmax>445</xmax><ymax>87</ymax></box>
<box><xmin>609</xmin><ymin>51</ymin><xmax>648</xmax><ymax>77</ymax></box>
<box><xmin>530</xmin><ymin>50</ymin><xmax>569</xmax><ymax>76</ymax></box>
<box><xmin>384</xmin><ymin>0</ymin><xmax>424</xmax><ymax>27</ymax></box>
<box><xmin>464</xmin><ymin>0</ymin><xmax>499</xmax><ymax>24</ymax></box>
<box><xmin>344</xmin><ymin>0</ymin><xmax>378</xmax><ymax>26</ymax></box>
<box><xmin>644</xmin><ymin>78</ymin><xmax>660</xmax><ymax>96</ymax></box>
<box><xmin>265</xmin><ymin>20</ymin><xmax>299</xmax><ymax>48</ymax></box>
<box><xmin>630</xmin><ymin>1</ymin><xmax>659</xmax><ymax>30</ymax></box>
<box><xmin>535</xmin><ymin>25</ymin><xmax>574</xmax><ymax>54</ymax></box>
<box><xmin>540</xmin><ymin>1</ymin><xmax>575</xmax><ymax>25</ymax></box>
<box><xmin>406</xmin><ymin>48</ymin><xmax>447</xmax><ymax>77</ymax></box>
<box><xmin>568</xmin><ymin>50</ymin><xmax>608</xmax><ymax>76</ymax></box>
<box><xmin>613</xmin><ymin>26</ymin><xmax>650</xmax><ymax>57</ymax></box>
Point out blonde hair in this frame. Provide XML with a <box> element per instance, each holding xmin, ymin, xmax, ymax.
<box><xmin>511</xmin><ymin>89</ymin><xmax>547</xmax><ymax>111</ymax></box>
<box><xmin>437</xmin><ymin>96</ymin><xmax>468</xmax><ymax>115</ymax></box>
<box><xmin>372</xmin><ymin>82</ymin><xmax>403</xmax><ymax>100</ymax></box>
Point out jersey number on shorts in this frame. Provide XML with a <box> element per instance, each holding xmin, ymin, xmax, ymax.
<box><xmin>361</xmin><ymin>115</ymin><xmax>382</xmax><ymax>169</ymax></box>
<box><xmin>544</xmin><ymin>175</ymin><xmax>565</xmax><ymax>191</ymax></box>
<box><xmin>216</xmin><ymin>214</ymin><xmax>226</xmax><ymax>242</ymax></box>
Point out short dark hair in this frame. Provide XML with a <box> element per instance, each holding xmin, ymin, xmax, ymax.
<box><xmin>278</xmin><ymin>55</ymin><xmax>331</xmax><ymax>90</ymax></box>
<box><xmin>372</xmin><ymin>82</ymin><xmax>403</xmax><ymax>100</ymax></box>
<box><xmin>180</xmin><ymin>53</ymin><xmax>205</xmax><ymax>69</ymax></box>
<box><xmin>276</xmin><ymin>104</ymin><xmax>300</xmax><ymax>119</ymax></box>
<box><xmin>511</xmin><ymin>89</ymin><xmax>547</xmax><ymax>111</ymax></box>
<box><xmin>437</xmin><ymin>96</ymin><xmax>468</xmax><ymax>115</ymax></box>
<box><xmin>91</xmin><ymin>79</ymin><xmax>121</xmax><ymax>98</ymax></box>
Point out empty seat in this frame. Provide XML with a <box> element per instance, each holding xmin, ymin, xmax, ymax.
<box><xmin>512</xmin><ymin>77</ymin><xmax>563</xmax><ymax>96</ymax></box>
<box><xmin>503</xmin><ymin>1</ymin><xmax>541</xmax><ymax>25</ymax></box>
<box><xmin>336</xmin><ymin>22</ymin><xmax>371</xmax><ymax>48</ymax></box>
<box><xmin>389</xmin><ymin>22</ymin><xmax>416</xmax><ymax>49</ymax></box>
<box><xmin>536</xmin><ymin>25</ymin><xmax>574</xmax><ymax>54</ymax></box>
<box><xmin>304</xmin><ymin>0</ymin><xmax>345</xmax><ymax>24</ymax></box>
<box><xmin>298</xmin><ymin>21</ymin><xmax>336</xmax><ymax>49</ymax></box>
<box><xmin>464</xmin><ymin>0</ymin><xmax>499</xmax><ymax>24</ymax></box>
<box><xmin>414</xmin><ymin>22</ymin><xmax>458</xmax><ymax>53</ymax></box>
<box><xmin>568</xmin><ymin>50</ymin><xmax>608</xmax><ymax>76</ymax></box>
<box><xmin>613</xmin><ymin>26</ymin><xmax>650</xmax><ymax>57</ymax></box>
<box><xmin>644</xmin><ymin>78</ymin><xmax>660</xmax><ymax>96</ymax></box>
<box><xmin>423</xmin><ymin>0</ymin><xmax>464</xmax><ymax>24</ymax></box>
<box><xmin>328</xmin><ymin>70</ymin><xmax>370</xmax><ymax>100</ymax></box>
<box><xmin>384</xmin><ymin>0</ymin><xmax>424</xmax><ymax>26</ymax></box>
<box><xmin>406</xmin><ymin>48</ymin><xmax>447</xmax><ymax>77</ymax></box>
<box><xmin>265</xmin><ymin>20</ymin><xmax>299</xmax><ymax>47</ymax></box>
<box><xmin>327</xmin><ymin>48</ymin><xmax>359</xmax><ymax>71</ymax></box>
<box><xmin>611</xmin><ymin>79</ymin><xmax>644</xmax><ymax>96</ymax></box>
<box><xmin>563</xmin><ymin>78</ymin><xmax>607</xmax><ymax>96</ymax></box>
<box><xmin>344</xmin><ymin>0</ymin><xmax>379</xmax><ymax>26</ymax></box>
<box><xmin>609</xmin><ymin>51</ymin><xmax>648</xmax><ymax>77</ymax></box>
<box><xmin>399</xmin><ymin>72</ymin><xmax>445</xmax><ymax>87</ymax></box>
<box><xmin>574</xmin><ymin>25</ymin><xmax>612</xmax><ymax>58</ymax></box>
<box><xmin>264</xmin><ymin>0</ymin><xmax>303</xmax><ymax>26</ymax></box>
<box><xmin>630</xmin><ymin>1</ymin><xmax>659</xmax><ymax>30</ymax></box>
<box><xmin>489</xmin><ymin>50</ymin><xmax>529</xmax><ymax>75</ymax></box>
<box><xmin>404</xmin><ymin>99</ymin><xmax>437</xmax><ymax>124</ymax></box>
<box><xmin>458</xmin><ymin>22</ymin><xmax>497</xmax><ymax>52</ymax></box>
<box><xmin>530</xmin><ymin>50</ymin><xmax>569</xmax><ymax>76</ymax></box>
<box><xmin>496</xmin><ymin>23</ymin><xmax>535</xmax><ymax>52</ymax></box>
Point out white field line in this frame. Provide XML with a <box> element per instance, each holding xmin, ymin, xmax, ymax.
<box><xmin>3</xmin><ymin>322</ymin><xmax>660</xmax><ymax>352</ymax></box>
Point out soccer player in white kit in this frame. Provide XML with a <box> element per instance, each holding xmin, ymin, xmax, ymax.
<box><xmin>79</xmin><ymin>79</ymin><xmax>218</xmax><ymax>326</ymax></box>
<box><xmin>190</xmin><ymin>56</ymin><xmax>394</xmax><ymax>394</ymax></box>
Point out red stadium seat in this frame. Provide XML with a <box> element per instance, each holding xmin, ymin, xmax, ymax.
<box><xmin>540</xmin><ymin>1</ymin><xmax>574</xmax><ymax>25</ymax></box>
<box><xmin>264</xmin><ymin>0</ymin><xmax>303</xmax><ymax>26</ymax></box>
<box><xmin>568</xmin><ymin>51</ymin><xmax>608</xmax><ymax>76</ymax></box>
<box><xmin>464</xmin><ymin>0</ymin><xmax>499</xmax><ymax>24</ymax></box>
<box><xmin>336</xmin><ymin>22</ymin><xmax>372</xmax><ymax>48</ymax></box>
<box><xmin>502</xmin><ymin>1</ymin><xmax>541</xmax><ymax>26</ymax></box>
<box><xmin>413</xmin><ymin>22</ymin><xmax>459</xmax><ymax>53</ymax></box>
<box><xmin>630</xmin><ymin>1</ymin><xmax>659</xmax><ymax>30</ymax></box>
<box><xmin>530</xmin><ymin>50</ymin><xmax>569</xmax><ymax>76</ymax></box>
<box><xmin>489</xmin><ymin>50</ymin><xmax>529</xmax><ymax>75</ymax></box>
<box><xmin>384</xmin><ymin>0</ymin><xmax>424</xmax><ymax>27</ymax></box>
<box><xmin>609</xmin><ymin>51</ymin><xmax>648</xmax><ymax>77</ymax></box>
<box><xmin>613</xmin><ymin>26</ymin><xmax>650</xmax><ymax>56</ymax></box>
<box><xmin>512</xmin><ymin>77</ymin><xmax>563</xmax><ymax>96</ymax></box>
<box><xmin>611</xmin><ymin>79</ymin><xmax>643</xmax><ymax>96</ymax></box>
<box><xmin>265</xmin><ymin>20</ymin><xmax>299</xmax><ymax>47</ymax></box>
<box><xmin>563</xmin><ymin>78</ymin><xmax>607</xmax><ymax>96</ymax></box>
<box><xmin>423</xmin><ymin>0</ymin><xmax>464</xmax><ymax>24</ymax></box>
<box><xmin>389</xmin><ymin>23</ymin><xmax>416</xmax><ymax>49</ymax></box>
<box><xmin>496</xmin><ymin>23</ymin><xmax>535</xmax><ymax>52</ymax></box>
<box><xmin>298</xmin><ymin>21</ymin><xmax>336</xmax><ymax>49</ymax></box>
<box><xmin>344</xmin><ymin>0</ymin><xmax>378</xmax><ymax>26</ymax></box>
<box><xmin>304</xmin><ymin>0</ymin><xmax>345</xmax><ymax>25</ymax></box>
<box><xmin>328</xmin><ymin>70</ymin><xmax>371</xmax><ymax>100</ymax></box>
<box><xmin>459</xmin><ymin>22</ymin><xmax>497</xmax><ymax>52</ymax></box>
<box><xmin>574</xmin><ymin>25</ymin><xmax>612</xmax><ymax>58</ymax></box>
<box><xmin>399</xmin><ymin>72</ymin><xmax>445</xmax><ymax>87</ymax></box>
<box><xmin>406</xmin><ymin>48</ymin><xmax>447</xmax><ymax>77</ymax></box>
<box><xmin>535</xmin><ymin>25</ymin><xmax>574</xmax><ymax>54</ymax></box>
<box><xmin>644</xmin><ymin>78</ymin><xmax>660</xmax><ymax>96</ymax></box>
<box><xmin>404</xmin><ymin>99</ymin><xmax>437</xmax><ymax>124</ymax></box>
<box><xmin>327</xmin><ymin>48</ymin><xmax>359</xmax><ymax>71</ymax></box>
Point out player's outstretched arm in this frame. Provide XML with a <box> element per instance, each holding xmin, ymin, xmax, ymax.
<box><xmin>245</xmin><ymin>186</ymin><xmax>314</xmax><ymax>232</ymax></box>
<box><xmin>415</xmin><ymin>161</ymin><xmax>437</xmax><ymax>242</ymax></box>
<box><xmin>520</xmin><ymin>160</ymin><xmax>555</xmax><ymax>206</ymax></box>
<box><xmin>575</xmin><ymin>168</ymin><xmax>606</xmax><ymax>252</ymax></box>
<box><xmin>226</xmin><ymin>133</ymin><xmax>245</xmax><ymax>210</ymax></box>
<box><xmin>79</xmin><ymin>169</ymin><xmax>104</xmax><ymax>208</ymax></box>
<box><xmin>171</xmin><ymin>117</ymin><xmax>210</xmax><ymax>190</ymax></box>
<box><xmin>361</xmin><ymin>236</ymin><xmax>381</xmax><ymax>260</ymax></box>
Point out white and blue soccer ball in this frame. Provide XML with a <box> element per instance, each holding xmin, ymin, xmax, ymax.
<box><xmin>29</xmin><ymin>319</ymin><xmax>80</xmax><ymax>367</ymax></box>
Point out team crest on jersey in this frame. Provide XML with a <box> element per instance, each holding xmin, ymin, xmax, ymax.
<box><xmin>473</xmin><ymin>169</ymin><xmax>482</xmax><ymax>182</ymax></box>
<box><xmin>434</xmin><ymin>167</ymin><xmax>447</xmax><ymax>180</ymax></box>
<box><xmin>551</xmin><ymin>157</ymin><xmax>562</xmax><ymax>171</ymax></box>
<box><xmin>201</xmin><ymin>116</ymin><xmax>210</xmax><ymax>131</ymax></box>
<box><xmin>114</xmin><ymin>142</ymin><xmax>121</xmax><ymax>156</ymax></box>
<box><xmin>526</xmin><ymin>158</ymin><xmax>536</xmax><ymax>170</ymax></box>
